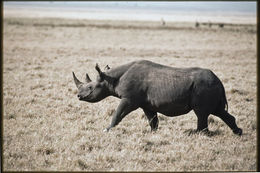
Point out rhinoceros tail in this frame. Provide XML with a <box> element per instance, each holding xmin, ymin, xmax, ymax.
<box><xmin>222</xmin><ymin>84</ymin><xmax>228</xmax><ymax>112</ymax></box>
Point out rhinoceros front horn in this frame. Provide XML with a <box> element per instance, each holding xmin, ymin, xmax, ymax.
<box><xmin>72</xmin><ymin>72</ymin><xmax>83</xmax><ymax>88</ymax></box>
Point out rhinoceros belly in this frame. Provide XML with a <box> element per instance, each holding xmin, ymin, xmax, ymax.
<box><xmin>143</xmin><ymin>96</ymin><xmax>192</xmax><ymax>117</ymax></box>
<box><xmin>157</xmin><ymin>103</ymin><xmax>192</xmax><ymax>116</ymax></box>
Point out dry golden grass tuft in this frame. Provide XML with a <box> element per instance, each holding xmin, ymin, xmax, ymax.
<box><xmin>3</xmin><ymin>17</ymin><xmax>256</xmax><ymax>171</ymax></box>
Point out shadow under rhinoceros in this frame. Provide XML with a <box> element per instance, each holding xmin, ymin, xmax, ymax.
<box><xmin>184</xmin><ymin>128</ymin><xmax>223</xmax><ymax>137</ymax></box>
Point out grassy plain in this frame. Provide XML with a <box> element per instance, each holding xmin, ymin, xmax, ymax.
<box><xmin>3</xmin><ymin>16</ymin><xmax>257</xmax><ymax>171</ymax></box>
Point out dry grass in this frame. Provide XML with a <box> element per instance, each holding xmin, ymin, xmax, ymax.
<box><xmin>3</xmin><ymin>17</ymin><xmax>256</xmax><ymax>171</ymax></box>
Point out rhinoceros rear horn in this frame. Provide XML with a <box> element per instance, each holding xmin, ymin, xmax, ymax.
<box><xmin>72</xmin><ymin>72</ymin><xmax>83</xmax><ymax>88</ymax></box>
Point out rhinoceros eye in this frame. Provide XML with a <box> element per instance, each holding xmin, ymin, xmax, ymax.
<box><xmin>88</xmin><ymin>86</ymin><xmax>92</xmax><ymax>90</ymax></box>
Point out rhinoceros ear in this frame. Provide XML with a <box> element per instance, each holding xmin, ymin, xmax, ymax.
<box><xmin>85</xmin><ymin>73</ymin><xmax>92</xmax><ymax>83</ymax></box>
<box><xmin>95</xmin><ymin>63</ymin><xmax>102</xmax><ymax>74</ymax></box>
<box><xmin>95</xmin><ymin>63</ymin><xmax>108</xmax><ymax>81</ymax></box>
<box><xmin>72</xmin><ymin>72</ymin><xmax>83</xmax><ymax>89</ymax></box>
<box><xmin>104</xmin><ymin>65</ymin><xmax>110</xmax><ymax>71</ymax></box>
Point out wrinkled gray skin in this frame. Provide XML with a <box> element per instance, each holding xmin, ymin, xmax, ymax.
<box><xmin>73</xmin><ymin>60</ymin><xmax>242</xmax><ymax>135</ymax></box>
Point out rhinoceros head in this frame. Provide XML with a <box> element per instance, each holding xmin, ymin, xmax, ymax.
<box><xmin>72</xmin><ymin>64</ymin><xmax>111</xmax><ymax>103</ymax></box>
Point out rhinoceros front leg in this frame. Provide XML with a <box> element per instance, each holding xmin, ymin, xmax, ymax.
<box><xmin>104</xmin><ymin>98</ymin><xmax>138</xmax><ymax>132</ymax></box>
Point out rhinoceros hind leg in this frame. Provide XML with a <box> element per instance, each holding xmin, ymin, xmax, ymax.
<box><xmin>143</xmin><ymin>109</ymin><xmax>158</xmax><ymax>131</ymax></box>
<box><xmin>213</xmin><ymin>110</ymin><xmax>242</xmax><ymax>136</ymax></box>
<box><xmin>194</xmin><ymin>109</ymin><xmax>209</xmax><ymax>132</ymax></box>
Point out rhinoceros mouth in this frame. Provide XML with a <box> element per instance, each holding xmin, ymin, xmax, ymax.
<box><xmin>78</xmin><ymin>96</ymin><xmax>85</xmax><ymax>101</ymax></box>
<box><xmin>78</xmin><ymin>89</ymin><xmax>95</xmax><ymax>101</ymax></box>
